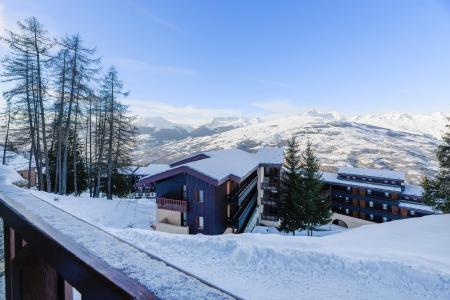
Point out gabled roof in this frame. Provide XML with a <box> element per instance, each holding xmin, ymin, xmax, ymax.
<box><xmin>134</xmin><ymin>164</ymin><xmax>171</xmax><ymax>176</ymax></box>
<box><xmin>137</xmin><ymin>147</ymin><xmax>284</xmax><ymax>187</ymax></box>
<box><xmin>338</xmin><ymin>167</ymin><xmax>406</xmax><ymax>181</ymax></box>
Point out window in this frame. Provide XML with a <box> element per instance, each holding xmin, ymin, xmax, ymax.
<box><xmin>367</xmin><ymin>189</ymin><xmax>372</xmax><ymax>195</ymax></box>
<box><xmin>197</xmin><ymin>190</ymin><xmax>204</xmax><ymax>203</ymax></box>
<box><xmin>369</xmin><ymin>214</ymin><xmax>374</xmax><ymax>220</ymax></box>
<box><xmin>182</xmin><ymin>185</ymin><xmax>187</xmax><ymax>199</ymax></box>
<box><xmin>391</xmin><ymin>181</ymin><xmax>396</xmax><ymax>184</ymax></box>
<box><xmin>181</xmin><ymin>212</ymin><xmax>188</xmax><ymax>226</ymax></box>
<box><xmin>410</xmin><ymin>210</ymin><xmax>416</xmax><ymax>216</ymax></box>
<box><xmin>383</xmin><ymin>217</ymin><xmax>388</xmax><ymax>222</ymax></box>
<box><xmin>345</xmin><ymin>196</ymin><xmax>349</xmax><ymax>201</ymax></box>
<box><xmin>346</xmin><ymin>176</ymin><xmax>350</xmax><ymax>179</ymax></box>
<box><xmin>383</xmin><ymin>203</ymin><xmax>387</xmax><ymax>210</ymax></box>
<box><xmin>347</xmin><ymin>186</ymin><xmax>351</xmax><ymax>191</ymax></box>
<box><xmin>384</xmin><ymin>192</ymin><xmax>390</xmax><ymax>198</ymax></box>
<box><xmin>369</xmin><ymin>201</ymin><xmax>373</xmax><ymax>208</ymax></box>
<box><xmin>404</xmin><ymin>196</ymin><xmax>410</xmax><ymax>200</ymax></box>
<box><xmin>362</xmin><ymin>177</ymin><xmax>366</xmax><ymax>181</ymax></box>
<box><xmin>345</xmin><ymin>208</ymin><xmax>349</xmax><ymax>215</ymax></box>
<box><xmin>197</xmin><ymin>216</ymin><xmax>204</xmax><ymax>229</ymax></box>
<box><xmin>384</xmin><ymin>180</ymin><xmax>388</xmax><ymax>184</ymax></box>
<box><xmin>368</xmin><ymin>178</ymin><xmax>372</xmax><ymax>181</ymax></box>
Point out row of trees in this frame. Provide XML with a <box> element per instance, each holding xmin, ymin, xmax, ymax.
<box><xmin>278</xmin><ymin>136</ymin><xmax>331</xmax><ymax>236</ymax></box>
<box><xmin>422</xmin><ymin>119</ymin><xmax>450</xmax><ymax>213</ymax></box>
<box><xmin>1</xmin><ymin>17</ymin><xmax>137</xmax><ymax>199</ymax></box>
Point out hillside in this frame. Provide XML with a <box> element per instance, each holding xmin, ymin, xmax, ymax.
<box><xmin>134</xmin><ymin>111</ymin><xmax>448</xmax><ymax>183</ymax></box>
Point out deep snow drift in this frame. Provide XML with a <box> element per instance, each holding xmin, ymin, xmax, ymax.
<box><xmin>28</xmin><ymin>187</ymin><xmax>450</xmax><ymax>300</ymax></box>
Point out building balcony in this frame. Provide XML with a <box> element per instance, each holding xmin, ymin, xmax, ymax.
<box><xmin>156</xmin><ymin>197</ymin><xmax>188</xmax><ymax>212</ymax></box>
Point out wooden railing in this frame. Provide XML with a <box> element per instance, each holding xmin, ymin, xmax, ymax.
<box><xmin>0</xmin><ymin>197</ymin><xmax>156</xmax><ymax>300</ymax></box>
<box><xmin>156</xmin><ymin>197</ymin><xmax>188</xmax><ymax>212</ymax></box>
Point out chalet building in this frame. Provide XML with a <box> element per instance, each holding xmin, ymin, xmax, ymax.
<box><xmin>323</xmin><ymin>167</ymin><xmax>434</xmax><ymax>228</ymax></box>
<box><xmin>137</xmin><ymin>147</ymin><xmax>435</xmax><ymax>234</ymax></box>
<box><xmin>136</xmin><ymin>148</ymin><xmax>283</xmax><ymax>235</ymax></box>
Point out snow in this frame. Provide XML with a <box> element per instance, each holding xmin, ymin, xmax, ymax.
<box><xmin>338</xmin><ymin>166</ymin><xmax>406</xmax><ymax>181</ymax></box>
<box><xmin>135</xmin><ymin>164</ymin><xmax>171</xmax><ymax>177</ymax></box>
<box><xmin>137</xmin><ymin>111</ymin><xmax>443</xmax><ymax>184</ymax></box>
<box><xmin>1</xmin><ymin>167</ymin><xmax>449</xmax><ymax>300</ymax></box>
<box><xmin>0</xmin><ymin>165</ymin><xmax>27</xmax><ymax>185</ymax></box>
<box><xmin>403</xmin><ymin>184</ymin><xmax>424</xmax><ymax>197</ymax></box>
<box><xmin>141</xmin><ymin>148</ymin><xmax>284</xmax><ymax>185</ymax></box>
<box><xmin>0</xmin><ymin>170</ymin><xmax>232</xmax><ymax>299</ymax></box>
<box><xmin>322</xmin><ymin>172</ymin><xmax>402</xmax><ymax>192</ymax></box>
<box><xmin>0</xmin><ymin>147</ymin><xmax>34</xmax><ymax>171</ymax></box>
<box><xmin>399</xmin><ymin>201</ymin><xmax>435</xmax><ymax>213</ymax></box>
<box><xmin>255</xmin><ymin>147</ymin><xmax>284</xmax><ymax>165</ymax></box>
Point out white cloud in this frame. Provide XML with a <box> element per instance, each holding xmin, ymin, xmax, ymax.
<box><xmin>124</xmin><ymin>99</ymin><xmax>242</xmax><ymax>126</ymax></box>
<box><xmin>251</xmin><ymin>99</ymin><xmax>305</xmax><ymax>115</ymax></box>
<box><xmin>113</xmin><ymin>57</ymin><xmax>196</xmax><ymax>77</ymax></box>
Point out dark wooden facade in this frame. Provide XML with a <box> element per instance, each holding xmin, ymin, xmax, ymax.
<box><xmin>155</xmin><ymin>173</ymin><xmax>230</xmax><ymax>235</ymax></box>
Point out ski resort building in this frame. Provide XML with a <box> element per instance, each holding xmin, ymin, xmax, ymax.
<box><xmin>323</xmin><ymin>167</ymin><xmax>434</xmax><ymax>228</ymax></box>
<box><xmin>136</xmin><ymin>148</ymin><xmax>283</xmax><ymax>235</ymax></box>
<box><xmin>136</xmin><ymin>148</ymin><xmax>435</xmax><ymax>235</ymax></box>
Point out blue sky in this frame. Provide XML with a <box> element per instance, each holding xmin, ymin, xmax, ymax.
<box><xmin>1</xmin><ymin>0</ymin><xmax>450</xmax><ymax>123</ymax></box>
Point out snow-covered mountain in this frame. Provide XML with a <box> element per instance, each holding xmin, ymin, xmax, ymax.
<box><xmin>350</xmin><ymin>112</ymin><xmax>447</xmax><ymax>139</ymax></box>
<box><xmin>133</xmin><ymin>111</ymin><xmax>448</xmax><ymax>183</ymax></box>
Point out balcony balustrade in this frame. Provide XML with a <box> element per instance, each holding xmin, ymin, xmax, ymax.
<box><xmin>156</xmin><ymin>197</ymin><xmax>188</xmax><ymax>212</ymax></box>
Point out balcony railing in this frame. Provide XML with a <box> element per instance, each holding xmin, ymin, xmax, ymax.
<box><xmin>0</xmin><ymin>184</ymin><xmax>236</xmax><ymax>299</ymax></box>
<box><xmin>156</xmin><ymin>197</ymin><xmax>188</xmax><ymax>212</ymax></box>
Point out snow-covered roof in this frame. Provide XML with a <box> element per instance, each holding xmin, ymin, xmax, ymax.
<box><xmin>135</xmin><ymin>164</ymin><xmax>171</xmax><ymax>176</ymax></box>
<box><xmin>321</xmin><ymin>172</ymin><xmax>402</xmax><ymax>192</ymax></box>
<box><xmin>399</xmin><ymin>201</ymin><xmax>435</xmax><ymax>213</ymax></box>
<box><xmin>186</xmin><ymin>149</ymin><xmax>259</xmax><ymax>182</ymax></box>
<box><xmin>402</xmin><ymin>184</ymin><xmax>423</xmax><ymax>197</ymax></box>
<box><xmin>338</xmin><ymin>167</ymin><xmax>405</xmax><ymax>181</ymax></box>
<box><xmin>0</xmin><ymin>148</ymin><xmax>35</xmax><ymax>171</ymax></box>
<box><xmin>139</xmin><ymin>148</ymin><xmax>283</xmax><ymax>185</ymax></box>
<box><xmin>256</xmin><ymin>147</ymin><xmax>284</xmax><ymax>165</ymax></box>
<box><xmin>118</xmin><ymin>166</ymin><xmax>139</xmax><ymax>175</ymax></box>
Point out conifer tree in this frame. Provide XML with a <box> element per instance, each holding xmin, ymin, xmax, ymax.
<box><xmin>299</xmin><ymin>140</ymin><xmax>331</xmax><ymax>236</ymax></box>
<box><xmin>279</xmin><ymin>135</ymin><xmax>303</xmax><ymax>235</ymax></box>
<box><xmin>423</xmin><ymin>118</ymin><xmax>450</xmax><ymax>213</ymax></box>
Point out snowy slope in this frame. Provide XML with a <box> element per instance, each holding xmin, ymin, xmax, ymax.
<box><xmin>22</xmin><ymin>184</ymin><xmax>450</xmax><ymax>300</ymax></box>
<box><xmin>351</xmin><ymin>112</ymin><xmax>448</xmax><ymax>139</ymax></box>
<box><xmin>135</xmin><ymin>112</ymin><xmax>444</xmax><ymax>183</ymax></box>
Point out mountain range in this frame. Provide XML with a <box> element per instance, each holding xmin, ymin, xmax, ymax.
<box><xmin>133</xmin><ymin>111</ymin><xmax>449</xmax><ymax>183</ymax></box>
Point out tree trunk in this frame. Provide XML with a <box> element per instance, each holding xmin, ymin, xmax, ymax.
<box><xmin>106</xmin><ymin>79</ymin><xmax>114</xmax><ymax>200</ymax></box>
<box><xmin>61</xmin><ymin>37</ymin><xmax>78</xmax><ymax>195</ymax></box>
<box><xmin>2</xmin><ymin>103</ymin><xmax>11</xmax><ymax>165</ymax></box>
<box><xmin>73</xmin><ymin>97</ymin><xmax>79</xmax><ymax>195</ymax></box>
<box><xmin>33</xmin><ymin>22</ymin><xmax>52</xmax><ymax>192</ymax></box>
<box><xmin>55</xmin><ymin>51</ymin><xmax>67</xmax><ymax>194</ymax></box>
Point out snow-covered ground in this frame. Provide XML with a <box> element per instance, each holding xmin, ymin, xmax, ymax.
<box><xmin>0</xmin><ymin>166</ymin><xmax>449</xmax><ymax>300</ymax></box>
<box><xmin>29</xmin><ymin>188</ymin><xmax>450</xmax><ymax>299</ymax></box>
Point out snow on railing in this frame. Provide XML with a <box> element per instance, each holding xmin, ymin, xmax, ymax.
<box><xmin>0</xmin><ymin>181</ymin><xmax>234</xmax><ymax>299</ymax></box>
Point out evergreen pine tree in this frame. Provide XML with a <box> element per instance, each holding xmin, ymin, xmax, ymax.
<box><xmin>299</xmin><ymin>140</ymin><xmax>331</xmax><ymax>236</ymax></box>
<box><xmin>279</xmin><ymin>135</ymin><xmax>303</xmax><ymax>235</ymax></box>
<box><xmin>423</xmin><ymin>118</ymin><xmax>450</xmax><ymax>213</ymax></box>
